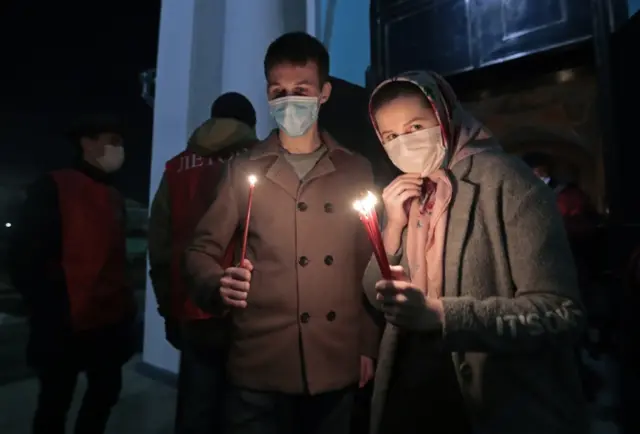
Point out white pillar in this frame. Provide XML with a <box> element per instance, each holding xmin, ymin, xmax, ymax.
<box><xmin>143</xmin><ymin>0</ymin><xmax>225</xmax><ymax>373</ymax></box>
<box><xmin>220</xmin><ymin>0</ymin><xmax>282</xmax><ymax>139</ymax></box>
<box><xmin>144</xmin><ymin>0</ymin><xmax>308</xmax><ymax>374</ymax></box>
<box><xmin>306</xmin><ymin>0</ymin><xmax>320</xmax><ymax>38</ymax></box>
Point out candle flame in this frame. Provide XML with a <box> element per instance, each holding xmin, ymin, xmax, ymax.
<box><xmin>353</xmin><ymin>191</ymin><xmax>378</xmax><ymax>215</ymax></box>
<box><xmin>248</xmin><ymin>175</ymin><xmax>257</xmax><ymax>186</ymax></box>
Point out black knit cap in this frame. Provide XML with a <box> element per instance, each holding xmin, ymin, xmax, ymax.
<box><xmin>66</xmin><ymin>113</ymin><xmax>126</xmax><ymax>141</ymax></box>
<box><xmin>210</xmin><ymin>92</ymin><xmax>257</xmax><ymax>128</ymax></box>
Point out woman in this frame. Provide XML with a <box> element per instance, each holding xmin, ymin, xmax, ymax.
<box><xmin>362</xmin><ymin>71</ymin><xmax>587</xmax><ymax>434</ymax></box>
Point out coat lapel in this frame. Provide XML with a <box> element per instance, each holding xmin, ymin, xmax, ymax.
<box><xmin>444</xmin><ymin>158</ymin><xmax>477</xmax><ymax>297</ymax></box>
<box><xmin>264</xmin><ymin>157</ymin><xmax>301</xmax><ymax>199</ymax></box>
<box><xmin>304</xmin><ymin>131</ymin><xmax>351</xmax><ymax>185</ymax></box>
<box><xmin>249</xmin><ymin>130</ymin><xmax>352</xmax><ymax>199</ymax></box>
<box><xmin>249</xmin><ymin>132</ymin><xmax>300</xmax><ymax>199</ymax></box>
<box><xmin>303</xmin><ymin>153</ymin><xmax>336</xmax><ymax>184</ymax></box>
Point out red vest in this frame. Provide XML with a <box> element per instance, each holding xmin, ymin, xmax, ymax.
<box><xmin>51</xmin><ymin>169</ymin><xmax>132</xmax><ymax>331</ymax></box>
<box><xmin>165</xmin><ymin>150</ymin><xmax>236</xmax><ymax>321</ymax></box>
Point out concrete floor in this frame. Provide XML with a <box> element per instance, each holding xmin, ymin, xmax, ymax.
<box><xmin>0</xmin><ymin>356</ymin><xmax>176</xmax><ymax>434</ymax></box>
<box><xmin>0</xmin><ymin>288</ymin><xmax>622</xmax><ymax>434</ymax></box>
<box><xmin>0</xmin><ymin>289</ymin><xmax>175</xmax><ymax>434</ymax></box>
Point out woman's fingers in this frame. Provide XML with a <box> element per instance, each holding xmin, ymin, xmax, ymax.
<box><xmin>384</xmin><ymin>178</ymin><xmax>422</xmax><ymax>197</ymax></box>
<box><xmin>395</xmin><ymin>188</ymin><xmax>421</xmax><ymax>204</ymax></box>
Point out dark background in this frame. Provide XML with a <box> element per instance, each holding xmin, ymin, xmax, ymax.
<box><xmin>0</xmin><ymin>0</ymin><xmax>161</xmax><ymax>205</ymax></box>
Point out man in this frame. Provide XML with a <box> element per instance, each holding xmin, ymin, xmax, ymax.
<box><xmin>148</xmin><ymin>92</ymin><xmax>258</xmax><ymax>434</ymax></box>
<box><xmin>9</xmin><ymin>114</ymin><xmax>135</xmax><ymax>434</ymax></box>
<box><xmin>185</xmin><ymin>32</ymin><xmax>380</xmax><ymax>434</ymax></box>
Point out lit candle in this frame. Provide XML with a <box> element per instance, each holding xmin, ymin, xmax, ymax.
<box><xmin>240</xmin><ymin>175</ymin><xmax>257</xmax><ymax>263</ymax></box>
<box><xmin>354</xmin><ymin>191</ymin><xmax>392</xmax><ymax>279</ymax></box>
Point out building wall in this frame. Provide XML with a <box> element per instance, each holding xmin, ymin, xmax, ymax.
<box><xmin>465</xmin><ymin>73</ymin><xmax>605</xmax><ymax>209</ymax></box>
<box><xmin>318</xmin><ymin>0</ymin><xmax>370</xmax><ymax>86</ymax></box>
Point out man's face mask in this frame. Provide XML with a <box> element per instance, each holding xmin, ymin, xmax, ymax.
<box><xmin>383</xmin><ymin>126</ymin><xmax>446</xmax><ymax>177</ymax></box>
<box><xmin>268</xmin><ymin>96</ymin><xmax>319</xmax><ymax>137</ymax></box>
<box><xmin>96</xmin><ymin>144</ymin><xmax>125</xmax><ymax>173</ymax></box>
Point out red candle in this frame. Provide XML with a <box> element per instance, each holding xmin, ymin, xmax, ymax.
<box><xmin>240</xmin><ymin>174</ymin><xmax>257</xmax><ymax>263</ymax></box>
<box><xmin>354</xmin><ymin>191</ymin><xmax>392</xmax><ymax>279</ymax></box>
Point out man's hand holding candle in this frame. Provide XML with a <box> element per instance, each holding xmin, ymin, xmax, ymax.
<box><xmin>221</xmin><ymin>174</ymin><xmax>259</xmax><ymax>309</ymax></box>
<box><xmin>375</xmin><ymin>265</ymin><xmax>444</xmax><ymax>331</ymax></box>
<box><xmin>220</xmin><ymin>258</ymin><xmax>254</xmax><ymax>309</ymax></box>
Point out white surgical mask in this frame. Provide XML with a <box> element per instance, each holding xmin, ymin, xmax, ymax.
<box><xmin>269</xmin><ymin>96</ymin><xmax>319</xmax><ymax>137</ymax></box>
<box><xmin>96</xmin><ymin>145</ymin><xmax>125</xmax><ymax>173</ymax></box>
<box><xmin>383</xmin><ymin>126</ymin><xmax>446</xmax><ymax>177</ymax></box>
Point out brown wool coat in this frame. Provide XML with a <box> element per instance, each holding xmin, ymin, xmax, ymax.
<box><xmin>185</xmin><ymin>131</ymin><xmax>381</xmax><ymax>394</ymax></box>
<box><xmin>363</xmin><ymin>149</ymin><xmax>589</xmax><ymax>434</ymax></box>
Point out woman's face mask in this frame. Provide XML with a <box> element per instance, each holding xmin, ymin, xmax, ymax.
<box><xmin>373</xmin><ymin>93</ymin><xmax>446</xmax><ymax>177</ymax></box>
<box><xmin>383</xmin><ymin>126</ymin><xmax>446</xmax><ymax>177</ymax></box>
<box><xmin>269</xmin><ymin>96</ymin><xmax>319</xmax><ymax>137</ymax></box>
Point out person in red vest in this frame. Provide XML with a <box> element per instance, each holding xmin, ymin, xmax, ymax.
<box><xmin>8</xmin><ymin>114</ymin><xmax>135</xmax><ymax>434</ymax></box>
<box><xmin>522</xmin><ymin>153</ymin><xmax>597</xmax><ymax>235</ymax></box>
<box><xmin>148</xmin><ymin>92</ymin><xmax>257</xmax><ymax>434</ymax></box>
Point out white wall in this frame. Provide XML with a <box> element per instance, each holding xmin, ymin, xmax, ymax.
<box><xmin>143</xmin><ymin>0</ymin><xmax>224</xmax><ymax>373</ymax></box>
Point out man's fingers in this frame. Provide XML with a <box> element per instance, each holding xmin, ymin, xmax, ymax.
<box><xmin>220</xmin><ymin>287</ymin><xmax>249</xmax><ymax>300</ymax></box>
<box><xmin>222</xmin><ymin>297</ymin><xmax>247</xmax><ymax>309</ymax></box>
<box><xmin>240</xmin><ymin>258</ymin><xmax>254</xmax><ymax>271</ymax></box>
<box><xmin>224</xmin><ymin>267</ymin><xmax>252</xmax><ymax>282</ymax></box>
<box><xmin>220</xmin><ymin>277</ymin><xmax>250</xmax><ymax>293</ymax></box>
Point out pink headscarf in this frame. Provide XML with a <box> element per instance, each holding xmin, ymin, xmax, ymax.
<box><xmin>369</xmin><ymin>71</ymin><xmax>497</xmax><ymax>297</ymax></box>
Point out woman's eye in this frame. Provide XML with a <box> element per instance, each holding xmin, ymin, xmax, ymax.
<box><xmin>385</xmin><ymin>134</ymin><xmax>398</xmax><ymax>143</ymax></box>
<box><xmin>410</xmin><ymin>124</ymin><xmax>424</xmax><ymax>132</ymax></box>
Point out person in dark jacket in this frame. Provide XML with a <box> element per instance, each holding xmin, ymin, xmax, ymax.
<box><xmin>523</xmin><ymin>154</ymin><xmax>606</xmax><ymax>403</ymax></box>
<box><xmin>148</xmin><ymin>92</ymin><xmax>257</xmax><ymax>434</ymax></box>
<box><xmin>8</xmin><ymin>114</ymin><xmax>135</xmax><ymax>434</ymax></box>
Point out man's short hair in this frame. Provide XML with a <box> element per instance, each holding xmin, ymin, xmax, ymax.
<box><xmin>210</xmin><ymin>92</ymin><xmax>257</xmax><ymax>128</ymax></box>
<box><xmin>264</xmin><ymin>32</ymin><xmax>330</xmax><ymax>83</ymax></box>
